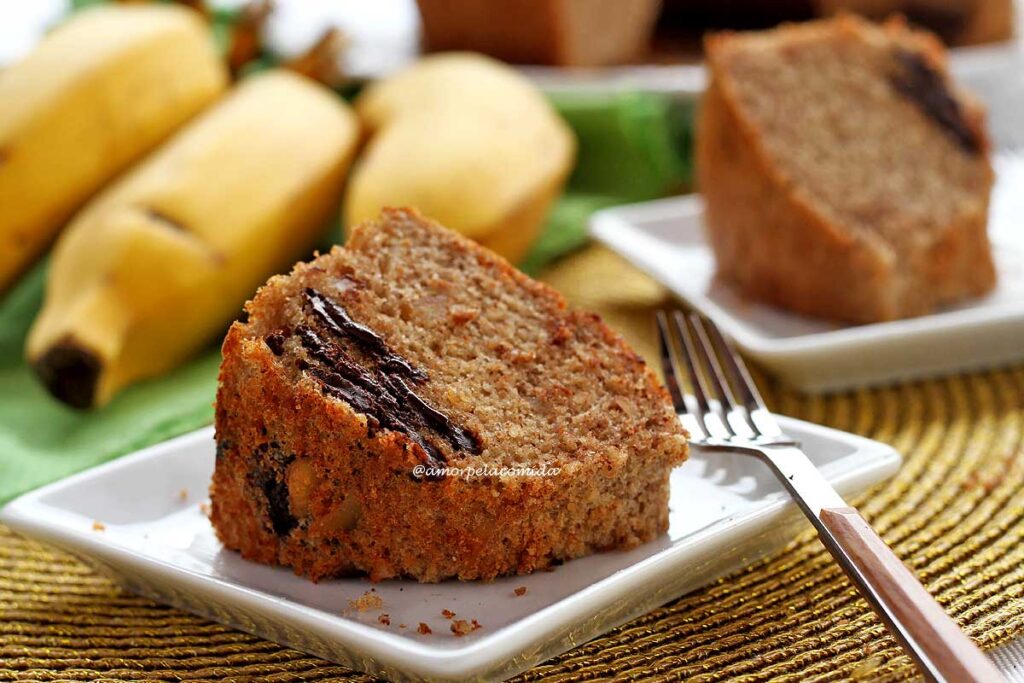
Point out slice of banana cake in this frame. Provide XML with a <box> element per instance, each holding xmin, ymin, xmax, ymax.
<box><xmin>697</xmin><ymin>15</ymin><xmax>995</xmax><ymax>323</ymax></box>
<box><xmin>211</xmin><ymin>208</ymin><xmax>688</xmax><ymax>582</ymax></box>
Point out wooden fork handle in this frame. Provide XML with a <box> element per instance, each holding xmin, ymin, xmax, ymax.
<box><xmin>818</xmin><ymin>507</ymin><xmax>1002</xmax><ymax>682</ymax></box>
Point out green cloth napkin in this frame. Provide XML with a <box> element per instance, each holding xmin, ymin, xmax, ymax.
<box><xmin>0</xmin><ymin>263</ymin><xmax>221</xmax><ymax>503</ymax></box>
<box><xmin>0</xmin><ymin>92</ymin><xmax>692</xmax><ymax>506</ymax></box>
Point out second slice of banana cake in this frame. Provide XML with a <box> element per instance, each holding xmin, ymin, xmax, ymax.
<box><xmin>211</xmin><ymin>208</ymin><xmax>688</xmax><ymax>582</ymax></box>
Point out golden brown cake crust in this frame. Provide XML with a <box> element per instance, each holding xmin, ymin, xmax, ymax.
<box><xmin>697</xmin><ymin>16</ymin><xmax>996</xmax><ymax>324</ymax></box>
<box><xmin>210</xmin><ymin>208</ymin><xmax>687</xmax><ymax>582</ymax></box>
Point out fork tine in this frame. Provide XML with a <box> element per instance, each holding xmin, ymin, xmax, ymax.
<box><xmin>655</xmin><ymin>311</ymin><xmax>706</xmax><ymax>440</ymax></box>
<box><xmin>701</xmin><ymin>315</ymin><xmax>783</xmax><ymax>437</ymax></box>
<box><xmin>671</xmin><ymin>311</ymin><xmax>732</xmax><ymax>440</ymax></box>
<box><xmin>687</xmin><ymin>313</ymin><xmax>738</xmax><ymax>409</ymax></box>
<box><xmin>670</xmin><ymin>312</ymin><xmax>711</xmax><ymax>413</ymax></box>
<box><xmin>689</xmin><ymin>314</ymin><xmax>757</xmax><ymax>439</ymax></box>
<box><xmin>655</xmin><ymin>311</ymin><xmax>687</xmax><ymax>415</ymax></box>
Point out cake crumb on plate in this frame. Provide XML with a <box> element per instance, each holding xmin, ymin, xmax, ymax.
<box><xmin>348</xmin><ymin>591</ymin><xmax>383</xmax><ymax>613</ymax></box>
<box><xmin>451</xmin><ymin>619</ymin><xmax>482</xmax><ymax>636</ymax></box>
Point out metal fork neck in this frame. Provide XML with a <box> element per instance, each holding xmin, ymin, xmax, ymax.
<box><xmin>694</xmin><ymin>436</ymin><xmax>802</xmax><ymax>451</ymax></box>
<box><xmin>697</xmin><ymin>443</ymin><xmax>847</xmax><ymax>517</ymax></box>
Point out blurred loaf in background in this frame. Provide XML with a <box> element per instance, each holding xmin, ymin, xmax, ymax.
<box><xmin>413</xmin><ymin>0</ymin><xmax>1014</xmax><ymax>69</ymax></box>
<box><xmin>416</xmin><ymin>0</ymin><xmax>664</xmax><ymax>66</ymax></box>
<box><xmin>697</xmin><ymin>16</ymin><xmax>995</xmax><ymax>323</ymax></box>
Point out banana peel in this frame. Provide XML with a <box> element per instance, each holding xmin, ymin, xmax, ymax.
<box><xmin>27</xmin><ymin>71</ymin><xmax>360</xmax><ymax>409</ymax></box>
<box><xmin>0</xmin><ymin>5</ymin><xmax>228</xmax><ymax>294</ymax></box>
<box><xmin>345</xmin><ymin>53</ymin><xmax>576</xmax><ymax>264</ymax></box>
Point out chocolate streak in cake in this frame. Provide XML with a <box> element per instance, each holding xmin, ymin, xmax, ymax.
<box><xmin>890</xmin><ymin>49</ymin><xmax>982</xmax><ymax>154</ymax></box>
<box><xmin>306</xmin><ymin>288</ymin><xmax>426</xmax><ymax>382</ymax></box>
<box><xmin>297</xmin><ymin>289</ymin><xmax>481</xmax><ymax>472</ymax></box>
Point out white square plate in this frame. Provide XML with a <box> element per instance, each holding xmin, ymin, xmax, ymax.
<box><xmin>589</xmin><ymin>156</ymin><xmax>1024</xmax><ymax>392</ymax></box>
<box><xmin>2</xmin><ymin>421</ymin><xmax>899</xmax><ymax>682</ymax></box>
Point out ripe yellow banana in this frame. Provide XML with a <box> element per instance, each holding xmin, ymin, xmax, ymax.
<box><xmin>27</xmin><ymin>71</ymin><xmax>360</xmax><ymax>409</ymax></box>
<box><xmin>0</xmin><ymin>4</ymin><xmax>228</xmax><ymax>294</ymax></box>
<box><xmin>345</xmin><ymin>53</ymin><xmax>575</xmax><ymax>263</ymax></box>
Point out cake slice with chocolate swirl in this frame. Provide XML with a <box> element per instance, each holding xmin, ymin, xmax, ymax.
<box><xmin>210</xmin><ymin>208</ymin><xmax>688</xmax><ymax>582</ymax></box>
<box><xmin>698</xmin><ymin>15</ymin><xmax>996</xmax><ymax>323</ymax></box>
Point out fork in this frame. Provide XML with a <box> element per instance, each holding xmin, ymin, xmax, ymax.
<box><xmin>656</xmin><ymin>310</ymin><xmax>1002</xmax><ymax>683</ymax></box>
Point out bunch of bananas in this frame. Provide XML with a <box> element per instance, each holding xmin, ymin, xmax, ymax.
<box><xmin>27</xmin><ymin>71</ymin><xmax>359</xmax><ymax>408</ymax></box>
<box><xmin>0</xmin><ymin>4</ymin><xmax>228</xmax><ymax>293</ymax></box>
<box><xmin>2</xmin><ymin>6</ymin><xmax>574</xmax><ymax>408</ymax></box>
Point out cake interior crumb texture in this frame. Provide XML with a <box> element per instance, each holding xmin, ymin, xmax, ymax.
<box><xmin>210</xmin><ymin>208</ymin><xmax>688</xmax><ymax>582</ymax></box>
<box><xmin>698</xmin><ymin>16</ymin><xmax>996</xmax><ymax>323</ymax></box>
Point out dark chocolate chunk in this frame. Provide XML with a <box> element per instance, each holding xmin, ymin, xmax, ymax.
<box><xmin>295</xmin><ymin>290</ymin><xmax>483</xmax><ymax>473</ymax></box>
<box><xmin>215</xmin><ymin>439</ymin><xmax>233</xmax><ymax>463</ymax></box>
<box><xmin>386</xmin><ymin>375</ymin><xmax>482</xmax><ymax>454</ymax></box>
<box><xmin>262</xmin><ymin>475</ymin><xmax>296</xmax><ymax>536</ymax></box>
<box><xmin>249</xmin><ymin>450</ymin><xmax>297</xmax><ymax>537</ymax></box>
<box><xmin>297</xmin><ymin>325</ymin><xmax>383</xmax><ymax>395</ymax></box>
<box><xmin>304</xmin><ymin>288</ymin><xmax>426</xmax><ymax>382</ymax></box>
<box><xmin>890</xmin><ymin>49</ymin><xmax>982</xmax><ymax>154</ymax></box>
<box><xmin>309</xmin><ymin>365</ymin><xmax>381</xmax><ymax>419</ymax></box>
<box><xmin>299</xmin><ymin>325</ymin><xmax>446</xmax><ymax>466</ymax></box>
<box><xmin>264</xmin><ymin>333</ymin><xmax>286</xmax><ymax>356</ymax></box>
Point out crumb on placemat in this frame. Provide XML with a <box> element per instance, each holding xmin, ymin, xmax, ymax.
<box><xmin>378</xmin><ymin>613</ymin><xmax>390</xmax><ymax>626</ymax></box>
<box><xmin>417</xmin><ymin>623</ymin><xmax>432</xmax><ymax>635</ymax></box>
<box><xmin>514</xmin><ymin>586</ymin><xmax>527</xmax><ymax>596</ymax></box>
<box><xmin>178</xmin><ymin>489</ymin><xmax>188</xmax><ymax>502</ymax></box>
<box><xmin>91</xmin><ymin>521</ymin><xmax>105</xmax><ymax>532</ymax></box>
<box><xmin>441</xmin><ymin>609</ymin><xmax>455</xmax><ymax>619</ymax></box>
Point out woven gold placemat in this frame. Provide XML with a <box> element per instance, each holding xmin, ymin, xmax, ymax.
<box><xmin>3</xmin><ymin>246</ymin><xmax>1024</xmax><ymax>681</ymax></box>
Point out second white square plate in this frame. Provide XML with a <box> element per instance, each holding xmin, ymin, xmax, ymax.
<box><xmin>2</xmin><ymin>420</ymin><xmax>898</xmax><ymax>682</ymax></box>
<box><xmin>590</xmin><ymin>156</ymin><xmax>1024</xmax><ymax>392</ymax></box>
